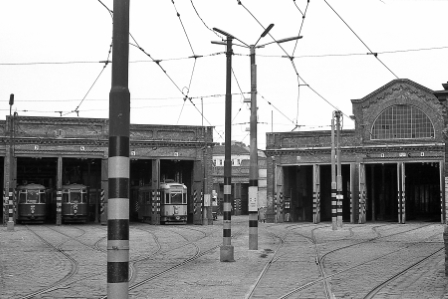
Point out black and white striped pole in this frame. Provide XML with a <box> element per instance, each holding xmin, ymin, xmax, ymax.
<box><xmin>221</xmin><ymin>36</ymin><xmax>234</xmax><ymax>262</ymax></box>
<box><xmin>331</xmin><ymin>116</ymin><xmax>337</xmax><ymax>230</ymax></box>
<box><xmin>335</xmin><ymin>111</ymin><xmax>343</xmax><ymax>228</ymax></box>
<box><xmin>107</xmin><ymin>0</ymin><xmax>130</xmax><ymax>297</ymax></box>
<box><xmin>248</xmin><ymin>44</ymin><xmax>258</xmax><ymax>250</ymax></box>
<box><xmin>212</xmin><ymin>26</ymin><xmax>301</xmax><ymax>250</ymax></box>
<box><xmin>7</xmin><ymin>94</ymin><xmax>14</xmax><ymax>231</ymax></box>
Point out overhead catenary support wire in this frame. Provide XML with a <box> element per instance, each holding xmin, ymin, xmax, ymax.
<box><xmin>259</xmin><ymin>94</ymin><xmax>296</xmax><ymax>126</ymax></box>
<box><xmin>96</xmin><ymin>1</ymin><xmax>223</xmax><ymax>140</ymax></box>
<box><xmin>63</xmin><ymin>43</ymin><xmax>113</xmax><ymax>117</ymax></box>
<box><xmin>238</xmin><ymin>0</ymin><xmax>320</xmax><ymax>129</ymax></box>
<box><xmin>323</xmin><ymin>0</ymin><xmax>399</xmax><ymax>79</ymax></box>
<box><xmin>190</xmin><ymin>0</ymin><xmax>222</xmax><ymax>38</ymax></box>
<box><xmin>238</xmin><ymin>0</ymin><xmax>350</xmax><ymax>128</ymax></box>
<box><xmin>292</xmin><ymin>0</ymin><xmax>310</xmax><ymax>57</ymax></box>
<box><xmin>171</xmin><ymin>0</ymin><xmax>196</xmax><ymax>55</ymax></box>
<box><xmin>231</xmin><ymin>67</ymin><xmax>249</xmax><ymax>122</ymax></box>
<box><xmin>3</xmin><ymin>45</ymin><xmax>448</xmax><ymax>66</ymax></box>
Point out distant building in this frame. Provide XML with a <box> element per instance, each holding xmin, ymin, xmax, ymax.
<box><xmin>265</xmin><ymin>79</ymin><xmax>448</xmax><ymax>224</ymax></box>
<box><xmin>212</xmin><ymin>141</ymin><xmax>267</xmax><ymax>215</ymax></box>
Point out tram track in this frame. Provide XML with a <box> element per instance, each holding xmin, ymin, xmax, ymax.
<box><xmin>98</xmin><ymin>224</ymin><xmax>246</xmax><ymax>299</ymax></box>
<box><xmin>274</xmin><ymin>223</ymin><xmax>442</xmax><ymax>299</ymax></box>
<box><xmin>246</xmin><ymin>223</ymin><xmax>331</xmax><ymax>299</ymax></box>
<box><xmin>245</xmin><ymin>222</ymin><xmax>440</xmax><ymax>299</ymax></box>
<box><xmin>18</xmin><ymin>225</ymin><xmax>81</xmax><ymax>299</ymax></box>
<box><xmin>362</xmin><ymin>247</ymin><xmax>444</xmax><ymax>299</ymax></box>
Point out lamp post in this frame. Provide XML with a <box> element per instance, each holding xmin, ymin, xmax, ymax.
<box><xmin>213</xmin><ymin>35</ymin><xmax>235</xmax><ymax>262</ymax></box>
<box><xmin>213</xmin><ymin>27</ymin><xmax>302</xmax><ymax>250</ymax></box>
<box><xmin>7</xmin><ymin>94</ymin><xmax>14</xmax><ymax>231</ymax></box>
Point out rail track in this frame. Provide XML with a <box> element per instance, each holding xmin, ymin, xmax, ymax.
<box><xmin>244</xmin><ymin>222</ymin><xmax>442</xmax><ymax>299</ymax></box>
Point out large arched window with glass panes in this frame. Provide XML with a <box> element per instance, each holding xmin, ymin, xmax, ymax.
<box><xmin>370</xmin><ymin>104</ymin><xmax>434</xmax><ymax>140</ymax></box>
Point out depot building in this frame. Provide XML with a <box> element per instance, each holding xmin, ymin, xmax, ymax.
<box><xmin>264</xmin><ymin>79</ymin><xmax>448</xmax><ymax>224</ymax></box>
<box><xmin>0</xmin><ymin>116</ymin><xmax>214</xmax><ymax>225</ymax></box>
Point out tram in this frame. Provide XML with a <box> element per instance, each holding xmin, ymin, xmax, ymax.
<box><xmin>61</xmin><ymin>183</ymin><xmax>89</xmax><ymax>223</ymax></box>
<box><xmin>160</xmin><ymin>180</ymin><xmax>188</xmax><ymax>224</ymax></box>
<box><xmin>135</xmin><ymin>180</ymin><xmax>188</xmax><ymax>224</ymax></box>
<box><xmin>17</xmin><ymin>183</ymin><xmax>50</xmax><ymax>223</ymax></box>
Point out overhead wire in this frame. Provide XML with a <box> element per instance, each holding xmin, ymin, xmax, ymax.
<box><xmin>259</xmin><ymin>94</ymin><xmax>296</xmax><ymax>126</ymax></box>
<box><xmin>3</xmin><ymin>45</ymin><xmax>448</xmax><ymax>66</ymax></box>
<box><xmin>190</xmin><ymin>0</ymin><xmax>222</xmax><ymax>38</ymax></box>
<box><xmin>292</xmin><ymin>0</ymin><xmax>310</xmax><ymax>57</ymax></box>
<box><xmin>290</xmin><ymin>0</ymin><xmax>311</xmax><ymax>128</ymax></box>
<box><xmin>323</xmin><ymin>0</ymin><xmax>399</xmax><ymax>79</ymax></box>
<box><xmin>63</xmin><ymin>42</ymin><xmax>113</xmax><ymax>117</ymax></box>
<box><xmin>231</xmin><ymin>67</ymin><xmax>249</xmax><ymax>123</ymax></box>
<box><xmin>171</xmin><ymin>0</ymin><xmax>208</xmax><ymax>127</ymax></box>
<box><xmin>238</xmin><ymin>0</ymin><xmax>323</xmax><ymax>130</ymax></box>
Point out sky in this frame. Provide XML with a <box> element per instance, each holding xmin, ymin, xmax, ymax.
<box><xmin>1</xmin><ymin>0</ymin><xmax>448</xmax><ymax>149</ymax></box>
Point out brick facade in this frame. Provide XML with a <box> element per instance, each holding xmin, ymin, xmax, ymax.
<box><xmin>265</xmin><ymin>79</ymin><xmax>448</xmax><ymax>224</ymax></box>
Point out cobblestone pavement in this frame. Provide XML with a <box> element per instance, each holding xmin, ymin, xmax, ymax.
<box><xmin>1</xmin><ymin>217</ymin><xmax>448</xmax><ymax>299</ymax></box>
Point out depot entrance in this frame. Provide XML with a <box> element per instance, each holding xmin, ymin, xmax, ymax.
<box><xmin>364</xmin><ymin>162</ymin><xmax>442</xmax><ymax>223</ymax></box>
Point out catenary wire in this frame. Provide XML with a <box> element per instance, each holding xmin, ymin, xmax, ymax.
<box><xmin>64</xmin><ymin>42</ymin><xmax>113</xmax><ymax>117</ymax></box>
<box><xmin>97</xmin><ymin>1</ymin><xmax>222</xmax><ymax>139</ymax></box>
<box><xmin>292</xmin><ymin>0</ymin><xmax>310</xmax><ymax>56</ymax></box>
<box><xmin>190</xmin><ymin>0</ymin><xmax>222</xmax><ymax>38</ymax></box>
<box><xmin>238</xmin><ymin>0</ymin><xmax>348</xmax><ymax>124</ymax></box>
<box><xmin>2</xmin><ymin>45</ymin><xmax>448</xmax><ymax>66</ymax></box>
<box><xmin>323</xmin><ymin>0</ymin><xmax>399</xmax><ymax>79</ymax></box>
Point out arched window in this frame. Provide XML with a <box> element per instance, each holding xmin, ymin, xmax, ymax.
<box><xmin>371</xmin><ymin>105</ymin><xmax>434</xmax><ymax>140</ymax></box>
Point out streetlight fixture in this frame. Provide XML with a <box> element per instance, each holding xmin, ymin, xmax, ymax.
<box><xmin>212</xmin><ymin>26</ymin><xmax>302</xmax><ymax>251</ymax></box>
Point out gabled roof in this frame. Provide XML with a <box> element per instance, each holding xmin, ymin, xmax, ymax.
<box><xmin>351</xmin><ymin>78</ymin><xmax>435</xmax><ymax>103</ymax></box>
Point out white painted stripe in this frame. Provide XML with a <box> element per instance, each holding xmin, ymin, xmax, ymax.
<box><xmin>108</xmin><ymin>156</ymin><xmax>129</xmax><ymax>178</ymax></box>
<box><xmin>223</xmin><ymin>202</ymin><xmax>232</xmax><ymax>211</ymax></box>
<box><xmin>224</xmin><ymin>185</ymin><xmax>231</xmax><ymax>194</ymax></box>
<box><xmin>108</xmin><ymin>282</ymin><xmax>129</xmax><ymax>298</ymax></box>
<box><xmin>223</xmin><ymin>222</ymin><xmax>231</xmax><ymax>230</ymax></box>
<box><xmin>108</xmin><ymin>198</ymin><xmax>130</xmax><ymax>219</ymax></box>
<box><xmin>107</xmin><ymin>240</ymin><xmax>129</xmax><ymax>263</ymax></box>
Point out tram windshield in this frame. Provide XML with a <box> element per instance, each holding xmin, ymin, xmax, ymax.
<box><xmin>63</xmin><ymin>190</ymin><xmax>86</xmax><ymax>203</ymax></box>
<box><xmin>19</xmin><ymin>189</ymin><xmax>45</xmax><ymax>203</ymax></box>
<box><xmin>171</xmin><ymin>192</ymin><xmax>183</xmax><ymax>204</ymax></box>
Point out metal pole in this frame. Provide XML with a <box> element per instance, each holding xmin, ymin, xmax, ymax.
<box><xmin>7</xmin><ymin>94</ymin><xmax>14</xmax><ymax>231</ymax></box>
<box><xmin>249</xmin><ymin>45</ymin><xmax>258</xmax><ymax>250</ymax></box>
<box><xmin>107</xmin><ymin>0</ymin><xmax>130</xmax><ymax>297</ymax></box>
<box><xmin>56</xmin><ymin>157</ymin><xmax>62</xmax><ymax>226</ymax></box>
<box><xmin>331</xmin><ymin>117</ymin><xmax>337</xmax><ymax>230</ymax></box>
<box><xmin>336</xmin><ymin>111</ymin><xmax>343</xmax><ymax>228</ymax></box>
<box><xmin>220</xmin><ymin>37</ymin><xmax>234</xmax><ymax>262</ymax></box>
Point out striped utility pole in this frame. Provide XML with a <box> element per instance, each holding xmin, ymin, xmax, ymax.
<box><xmin>7</xmin><ymin>94</ymin><xmax>15</xmax><ymax>231</ymax></box>
<box><xmin>248</xmin><ymin>45</ymin><xmax>258</xmax><ymax>250</ymax></box>
<box><xmin>331</xmin><ymin>117</ymin><xmax>337</xmax><ymax>230</ymax></box>
<box><xmin>335</xmin><ymin>111</ymin><xmax>343</xmax><ymax>228</ymax></box>
<box><xmin>107</xmin><ymin>1</ymin><xmax>130</xmax><ymax>298</ymax></box>
<box><xmin>56</xmin><ymin>157</ymin><xmax>62</xmax><ymax>226</ymax></box>
<box><xmin>220</xmin><ymin>36</ymin><xmax>234</xmax><ymax>262</ymax></box>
